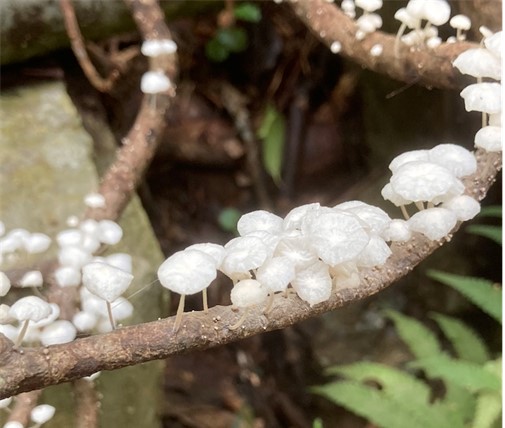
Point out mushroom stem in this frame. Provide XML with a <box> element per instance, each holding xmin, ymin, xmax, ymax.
<box><xmin>229</xmin><ymin>308</ymin><xmax>249</xmax><ymax>330</ymax></box>
<box><xmin>263</xmin><ymin>293</ymin><xmax>275</xmax><ymax>314</ymax></box>
<box><xmin>427</xmin><ymin>202</ymin><xmax>435</xmax><ymax>209</ymax></box>
<box><xmin>415</xmin><ymin>201</ymin><xmax>425</xmax><ymax>211</ymax></box>
<box><xmin>202</xmin><ymin>288</ymin><xmax>209</xmax><ymax>313</ymax></box>
<box><xmin>106</xmin><ymin>301</ymin><xmax>116</xmax><ymax>331</ymax></box>
<box><xmin>400</xmin><ymin>205</ymin><xmax>410</xmax><ymax>220</ymax></box>
<box><xmin>394</xmin><ymin>22</ymin><xmax>407</xmax><ymax>58</ymax></box>
<box><xmin>15</xmin><ymin>319</ymin><xmax>30</xmax><ymax>348</ymax></box>
<box><xmin>173</xmin><ymin>294</ymin><xmax>185</xmax><ymax>332</ymax></box>
<box><xmin>456</xmin><ymin>28</ymin><xmax>462</xmax><ymax>41</ymax></box>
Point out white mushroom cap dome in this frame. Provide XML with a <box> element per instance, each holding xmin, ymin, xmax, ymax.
<box><xmin>453</xmin><ymin>48</ymin><xmax>501</xmax><ymax>80</ymax></box>
<box><xmin>355</xmin><ymin>235</ymin><xmax>392</xmax><ymax>267</ymax></box>
<box><xmin>407</xmin><ymin>207</ymin><xmax>457</xmax><ymax>240</ymax></box>
<box><xmin>158</xmin><ymin>249</ymin><xmax>217</xmax><ymax>295</ymax></box>
<box><xmin>237</xmin><ymin>210</ymin><xmax>283</xmax><ymax>236</ymax></box>
<box><xmin>355</xmin><ymin>0</ymin><xmax>382</xmax><ymax>12</ymax></box>
<box><xmin>449</xmin><ymin>14</ymin><xmax>471</xmax><ymax>30</ymax></box>
<box><xmin>9</xmin><ymin>296</ymin><xmax>51</xmax><ymax>322</ymax></box>
<box><xmin>423</xmin><ymin>0</ymin><xmax>451</xmax><ymax>26</ymax></box>
<box><xmin>460</xmin><ymin>83</ymin><xmax>501</xmax><ymax>114</ymax></box>
<box><xmin>40</xmin><ymin>320</ymin><xmax>77</xmax><ymax>345</ymax></box>
<box><xmin>484</xmin><ymin>31</ymin><xmax>502</xmax><ymax>58</ymax></box>
<box><xmin>382</xmin><ymin>219</ymin><xmax>412</xmax><ymax>242</ymax></box>
<box><xmin>141</xmin><ymin>71</ymin><xmax>172</xmax><ymax>94</ymax></box>
<box><xmin>291</xmin><ymin>261</ymin><xmax>332</xmax><ymax>306</ymax></box>
<box><xmin>428</xmin><ymin>144</ymin><xmax>477</xmax><ymax>178</ymax></box>
<box><xmin>388</xmin><ymin>149</ymin><xmax>429</xmax><ymax>172</ymax></box>
<box><xmin>82</xmin><ymin>262</ymin><xmax>134</xmax><ymax>302</ymax></box>
<box><xmin>390</xmin><ymin>161</ymin><xmax>464</xmax><ymax>203</ymax></box>
<box><xmin>442</xmin><ymin>195</ymin><xmax>481</xmax><ymax>221</ymax></box>
<box><xmin>255</xmin><ymin>256</ymin><xmax>296</xmax><ymax>293</ymax></box>
<box><xmin>334</xmin><ymin>201</ymin><xmax>392</xmax><ymax>235</ymax></box>
<box><xmin>381</xmin><ymin>183</ymin><xmax>410</xmax><ymax>207</ymax></box>
<box><xmin>220</xmin><ymin>236</ymin><xmax>269</xmax><ymax>277</ymax></box>
<box><xmin>230</xmin><ymin>279</ymin><xmax>268</xmax><ymax>308</ymax></box>
<box><xmin>394</xmin><ymin>8</ymin><xmax>418</xmax><ymax>28</ymax></box>
<box><xmin>474</xmin><ymin>126</ymin><xmax>502</xmax><ymax>152</ymax></box>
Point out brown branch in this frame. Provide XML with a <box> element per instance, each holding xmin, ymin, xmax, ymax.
<box><xmin>0</xmin><ymin>149</ymin><xmax>500</xmax><ymax>399</ymax></box>
<box><xmin>6</xmin><ymin>390</ymin><xmax>42</xmax><ymax>426</ymax></box>
<box><xmin>288</xmin><ymin>0</ymin><xmax>477</xmax><ymax>90</ymax></box>
<box><xmin>59</xmin><ymin>0</ymin><xmax>120</xmax><ymax>92</ymax></box>
<box><xmin>74</xmin><ymin>379</ymin><xmax>98</xmax><ymax>428</ymax></box>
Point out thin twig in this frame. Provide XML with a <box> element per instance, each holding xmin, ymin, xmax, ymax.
<box><xmin>288</xmin><ymin>0</ymin><xmax>477</xmax><ymax>90</ymax></box>
<box><xmin>6</xmin><ymin>390</ymin><xmax>42</xmax><ymax>426</ymax></box>
<box><xmin>59</xmin><ymin>0</ymin><xmax>120</xmax><ymax>92</ymax></box>
<box><xmin>0</xmin><ymin>150</ymin><xmax>500</xmax><ymax>398</ymax></box>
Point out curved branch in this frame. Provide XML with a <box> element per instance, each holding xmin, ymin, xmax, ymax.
<box><xmin>0</xmin><ymin>150</ymin><xmax>500</xmax><ymax>398</ymax></box>
<box><xmin>289</xmin><ymin>0</ymin><xmax>477</xmax><ymax>89</ymax></box>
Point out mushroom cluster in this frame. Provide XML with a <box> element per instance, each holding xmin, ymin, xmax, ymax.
<box><xmin>454</xmin><ymin>30</ymin><xmax>502</xmax><ymax>152</ymax></box>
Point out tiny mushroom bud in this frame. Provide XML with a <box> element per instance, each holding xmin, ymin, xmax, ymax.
<box><xmin>72</xmin><ymin>310</ymin><xmax>97</xmax><ymax>332</ymax></box>
<box><xmin>23</xmin><ymin>233</ymin><xmax>51</xmax><ymax>254</ymax></box>
<box><xmin>141</xmin><ymin>39</ymin><xmax>177</xmax><ymax>57</ymax></box>
<box><xmin>105</xmin><ymin>253</ymin><xmax>133</xmax><ymax>274</ymax></box>
<box><xmin>370</xmin><ymin>44</ymin><xmax>383</xmax><ymax>56</ymax></box>
<box><xmin>54</xmin><ymin>266</ymin><xmax>81</xmax><ymax>287</ymax></box>
<box><xmin>382</xmin><ymin>219</ymin><xmax>412</xmax><ymax>242</ymax></box>
<box><xmin>98</xmin><ymin>220</ymin><xmax>123</xmax><ymax>245</ymax></box>
<box><xmin>84</xmin><ymin>192</ymin><xmax>106</xmax><ymax>208</ymax></box>
<box><xmin>141</xmin><ymin>71</ymin><xmax>172</xmax><ymax>94</ymax></box>
<box><xmin>474</xmin><ymin>126</ymin><xmax>502</xmax><ymax>152</ymax></box>
<box><xmin>450</xmin><ymin>14</ymin><xmax>471</xmax><ymax>40</ymax></box>
<box><xmin>407</xmin><ymin>207</ymin><xmax>457</xmax><ymax>240</ymax></box>
<box><xmin>331</xmin><ymin>262</ymin><xmax>360</xmax><ymax>290</ymax></box>
<box><xmin>330</xmin><ymin>41</ymin><xmax>342</xmax><ymax>54</ymax></box>
<box><xmin>19</xmin><ymin>270</ymin><xmax>43</xmax><ymax>288</ymax></box>
<box><xmin>0</xmin><ymin>271</ymin><xmax>11</xmax><ymax>296</ymax></box>
<box><xmin>30</xmin><ymin>404</ymin><xmax>56</xmax><ymax>425</ymax></box>
<box><xmin>229</xmin><ymin>279</ymin><xmax>268</xmax><ymax>330</ymax></box>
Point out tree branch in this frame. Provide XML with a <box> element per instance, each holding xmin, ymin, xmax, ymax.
<box><xmin>288</xmin><ymin>0</ymin><xmax>477</xmax><ymax>89</ymax></box>
<box><xmin>0</xmin><ymin>149</ymin><xmax>500</xmax><ymax>398</ymax></box>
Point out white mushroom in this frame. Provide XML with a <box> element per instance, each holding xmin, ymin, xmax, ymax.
<box><xmin>220</xmin><ymin>236</ymin><xmax>269</xmax><ymax>281</ymax></box>
<box><xmin>237</xmin><ymin>210</ymin><xmax>283</xmax><ymax>236</ymax></box>
<box><xmin>19</xmin><ymin>270</ymin><xmax>43</xmax><ymax>288</ymax></box>
<box><xmin>84</xmin><ymin>192</ymin><xmax>106</xmax><ymax>208</ymax></box>
<box><xmin>407</xmin><ymin>207</ymin><xmax>457</xmax><ymax>240</ymax></box>
<box><xmin>428</xmin><ymin>144</ymin><xmax>477</xmax><ymax>178</ymax></box>
<box><xmin>335</xmin><ymin>201</ymin><xmax>392</xmax><ymax>236</ymax></box>
<box><xmin>141</xmin><ymin>39</ymin><xmax>177</xmax><ymax>57</ymax></box>
<box><xmin>460</xmin><ymin>83</ymin><xmax>501</xmax><ymax>114</ymax></box>
<box><xmin>98</xmin><ymin>220</ymin><xmax>123</xmax><ymax>245</ymax></box>
<box><xmin>291</xmin><ymin>261</ymin><xmax>332</xmax><ymax>307</ymax></box>
<box><xmin>355</xmin><ymin>235</ymin><xmax>392</xmax><ymax>267</ymax></box>
<box><xmin>388</xmin><ymin>149</ymin><xmax>429</xmax><ymax>172</ymax></box>
<box><xmin>158</xmin><ymin>249</ymin><xmax>217</xmax><ymax>330</ymax></box>
<box><xmin>484</xmin><ymin>31</ymin><xmax>502</xmax><ymax>58</ymax></box>
<box><xmin>0</xmin><ymin>272</ymin><xmax>11</xmax><ymax>297</ymax></box>
<box><xmin>30</xmin><ymin>404</ymin><xmax>56</xmax><ymax>425</ymax></box>
<box><xmin>82</xmin><ymin>262</ymin><xmax>134</xmax><ymax>330</ymax></box>
<box><xmin>449</xmin><ymin>14</ymin><xmax>471</xmax><ymax>41</ymax></box>
<box><xmin>22</xmin><ymin>233</ymin><xmax>51</xmax><ymax>254</ymax></box>
<box><xmin>40</xmin><ymin>320</ymin><xmax>77</xmax><ymax>345</ymax></box>
<box><xmin>141</xmin><ymin>71</ymin><xmax>173</xmax><ymax>94</ymax></box>
<box><xmin>382</xmin><ymin>219</ymin><xmax>412</xmax><ymax>242</ymax></box>
<box><xmin>453</xmin><ymin>48</ymin><xmax>501</xmax><ymax>80</ymax></box>
<box><xmin>442</xmin><ymin>195</ymin><xmax>481</xmax><ymax>221</ymax></box>
<box><xmin>72</xmin><ymin>311</ymin><xmax>97</xmax><ymax>332</ymax></box>
<box><xmin>54</xmin><ymin>266</ymin><xmax>81</xmax><ymax>287</ymax></box>
<box><xmin>9</xmin><ymin>296</ymin><xmax>51</xmax><ymax>346</ymax></box>
<box><xmin>394</xmin><ymin>7</ymin><xmax>419</xmax><ymax>56</ymax></box>
<box><xmin>229</xmin><ymin>279</ymin><xmax>268</xmax><ymax>329</ymax></box>
<box><xmin>330</xmin><ymin>262</ymin><xmax>360</xmax><ymax>290</ymax></box>
<box><xmin>474</xmin><ymin>126</ymin><xmax>502</xmax><ymax>152</ymax></box>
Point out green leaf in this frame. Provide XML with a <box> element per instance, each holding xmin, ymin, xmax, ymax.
<box><xmin>257</xmin><ymin>104</ymin><xmax>285</xmax><ymax>185</ymax></box>
<box><xmin>430</xmin><ymin>313</ymin><xmax>490</xmax><ymax>364</ymax></box>
<box><xmin>478</xmin><ymin>206</ymin><xmax>502</xmax><ymax>218</ymax></box>
<box><xmin>205</xmin><ymin>37</ymin><xmax>230</xmax><ymax>62</ymax></box>
<box><xmin>466</xmin><ymin>225</ymin><xmax>502</xmax><ymax>245</ymax></box>
<box><xmin>472</xmin><ymin>391</ymin><xmax>502</xmax><ymax>428</ymax></box>
<box><xmin>217</xmin><ymin>207</ymin><xmax>241</xmax><ymax>233</ymax></box>
<box><xmin>312</xmin><ymin>418</ymin><xmax>323</xmax><ymax>428</ymax></box>
<box><xmin>216</xmin><ymin>27</ymin><xmax>248</xmax><ymax>53</ymax></box>
<box><xmin>441</xmin><ymin>383</ymin><xmax>476</xmax><ymax>424</ymax></box>
<box><xmin>234</xmin><ymin>3</ymin><xmax>262</xmax><ymax>22</ymax></box>
<box><xmin>384</xmin><ymin>310</ymin><xmax>442</xmax><ymax>359</ymax></box>
<box><xmin>410</xmin><ymin>355</ymin><xmax>501</xmax><ymax>393</ymax></box>
<box><xmin>326</xmin><ymin>362</ymin><xmax>431</xmax><ymax>405</ymax></box>
<box><xmin>311</xmin><ymin>380</ymin><xmax>458</xmax><ymax>428</ymax></box>
<box><xmin>427</xmin><ymin>270</ymin><xmax>502</xmax><ymax>324</ymax></box>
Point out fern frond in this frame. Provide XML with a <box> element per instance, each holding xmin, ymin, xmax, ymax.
<box><xmin>311</xmin><ymin>380</ymin><xmax>459</xmax><ymax>428</ymax></box>
<box><xmin>430</xmin><ymin>313</ymin><xmax>490</xmax><ymax>363</ymax></box>
<box><xmin>439</xmin><ymin>383</ymin><xmax>476</xmax><ymax>425</ymax></box>
<box><xmin>326</xmin><ymin>362</ymin><xmax>431</xmax><ymax>405</ymax></box>
<box><xmin>472</xmin><ymin>391</ymin><xmax>502</xmax><ymax>428</ymax></box>
<box><xmin>427</xmin><ymin>270</ymin><xmax>502</xmax><ymax>324</ymax></box>
<box><xmin>384</xmin><ymin>310</ymin><xmax>441</xmax><ymax>359</ymax></box>
<box><xmin>410</xmin><ymin>355</ymin><xmax>501</xmax><ymax>393</ymax></box>
<box><xmin>477</xmin><ymin>206</ymin><xmax>502</xmax><ymax>218</ymax></box>
<box><xmin>466</xmin><ymin>225</ymin><xmax>502</xmax><ymax>245</ymax></box>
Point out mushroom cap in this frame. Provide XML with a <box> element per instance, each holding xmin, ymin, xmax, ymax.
<box><xmin>449</xmin><ymin>14</ymin><xmax>471</xmax><ymax>30</ymax></box>
<box><xmin>484</xmin><ymin>31</ymin><xmax>502</xmax><ymax>58</ymax></box>
<box><xmin>355</xmin><ymin>235</ymin><xmax>392</xmax><ymax>267</ymax></box>
<box><xmin>291</xmin><ymin>261</ymin><xmax>332</xmax><ymax>307</ymax></box>
<box><xmin>460</xmin><ymin>83</ymin><xmax>501</xmax><ymax>114</ymax></box>
<box><xmin>475</xmin><ymin>126</ymin><xmax>502</xmax><ymax>152</ymax></box>
<box><xmin>186</xmin><ymin>243</ymin><xmax>225</xmax><ymax>266</ymax></box>
<box><xmin>335</xmin><ymin>201</ymin><xmax>392</xmax><ymax>235</ymax></box>
<box><xmin>0</xmin><ymin>272</ymin><xmax>11</xmax><ymax>297</ymax></box>
<box><xmin>357</xmin><ymin>14</ymin><xmax>382</xmax><ymax>33</ymax></box>
<box><xmin>390</xmin><ymin>161</ymin><xmax>464</xmax><ymax>203</ymax></box>
<box><xmin>389</xmin><ymin>149</ymin><xmax>430</xmax><ymax>172</ymax></box>
<box><xmin>381</xmin><ymin>183</ymin><xmax>410</xmax><ymax>207</ymax></box>
<box><xmin>19</xmin><ymin>270</ymin><xmax>43</xmax><ymax>288</ymax></box>
<box><xmin>157</xmin><ymin>249</ymin><xmax>217</xmax><ymax>295</ymax></box>
<box><xmin>382</xmin><ymin>219</ymin><xmax>412</xmax><ymax>242</ymax></box>
<box><xmin>54</xmin><ymin>266</ymin><xmax>81</xmax><ymax>287</ymax></box>
<box><xmin>23</xmin><ymin>233</ymin><xmax>51</xmax><ymax>254</ymax></box>
<box><xmin>9</xmin><ymin>296</ymin><xmax>51</xmax><ymax>322</ymax></box>
<box><xmin>58</xmin><ymin>245</ymin><xmax>92</xmax><ymax>269</ymax></box>
<box><xmin>40</xmin><ymin>320</ymin><xmax>77</xmax><ymax>346</ymax></box>
<box><xmin>72</xmin><ymin>311</ymin><xmax>97</xmax><ymax>332</ymax></box>
<box><xmin>405</xmin><ymin>0</ymin><xmax>425</xmax><ymax>19</ymax></box>
<box><xmin>230</xmin><ymin>279</ymin><xmax>268</xmax><ymax>308</ymax></box>
<box><xmin>30</xmin><ymin>404</ymin><xmax>56</xmax><ymax>425</ymax></box>
<box><xmin>422</xmin><ymin>0</ymin><xmax>451</xmax><ymax>26</ymax></box>
<box><xmin>30</xmin><ymin>303</ymin><xmax>60</xmax><ymax>328</ymax></box>
<box><xmin>105</xmin><ymin>253</ymin><xmax>133</xmax><ymax>274</ymax></box>
<box><xmin>141</xmin><ymin>71</ymin><xmax>172</xmax><ymax>94</ymax></box>
<box><xmin>141</xmin><ymin>39</ymin><xmax>177</xmax><ymax>57</ymax></box>
<box><xmin>394</xmin><ymin>8</ymin><xmax>418</xmax><ymax>28</ymax></box>
<box><xmin>56</xmin><ymin>228</ymin><xmax>83</xmax><ymax>247</ymax></box>
<box><xmin>283</xmin><ymin>203</ymin><xmax>321</xmax><ymax>230</ymax></box>
<box><xmin>302</xmin><ymin>210</ymin><xmax>370</xmax><ymax>266</ymax></box>
<box><xmin>355</xmin><ymin>0</ymin><xmax>382</xmax><ymax>12</ymax></box>
<box><xmin>426</xmin><ymin>36</ymin><xmax>442</xmax><ymax>49</ymax></box>
<box><xmin>255</xmin><ymin>256</ymin><xmax>296</xmax><ymax>293</ymax></box>
<box><xmin>274</xmin><ymin>232</ymin><xmax>319</xmax><ymax>270</ymax></box>
<box><xmin>407</xmin><ymin>207</ymin><xmax>458</xmax><ymax>240</ymax></box>
<box><xmin>428</xmin><ymin>144</ymin><xmax>477</xmax><ymax>178</ymax></box>
<box><xmin>442</xmin><ymin>195</ymin><xmax>481</xmax><ymax>221</ymax></box>
<box><xmin>453</xmin><ymin>48</ymin><xmax>501</xmax><ymax>80</ymax></box>
<box><xmin>82</xmin><ymin>262</ymin><xmax>134</xmax><ymax>302</ymax></box>
<box><xmin>237</xmin><ymin>210</ymin><xmax>283</xmax><ymax>236</ymax></box>
<box><xmin>84</xmin><ymin>192</ymin><xmax>106</xmax><ymax>208</ymax></box>
<box><xmin>98</xmin><ymin>220</ymin><xmax>123</xmax><ymax>245</ymax></box>
<box><xmin>330</xmin><ymin>41</ymin><xmax>342</xmax><ymax>54</ymax></box>
<box><xmin>221</xmin><ymin>236</ymin><xmax>269</xmax><ymax>277</ymax></box>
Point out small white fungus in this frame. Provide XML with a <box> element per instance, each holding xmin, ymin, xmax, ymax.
<box><xmin>19</xmin><ymin>270</ymin><xmax>43</xmax><ymax>288</ymax></box>
<box><xmin>330</xmin><ymin>41</ymin><xmax>342</xmax><ymax>54</ymax></box>
<box><xmin>82</xmin><ymin>262</ymin><xmax>134</xmax><ymax>302</ymax></box>
<box><xmin>0</xmin><ymin>272</ymin><xmax>11</xmax><ymax>296</ymax></box>
<box><xmin>255</xmin><ymin>256</ymin><xmax>296</xmax><ymax>293</ymax></box>
<box><xmin>141</xmin><ymin>39</ymin><xmax>177</xmax><ymax>57</ymax></box>
<box><xmin>73</xmin><ymin>311</ymin><xmax>97</xmax><ymax>332</ymax></box>
<box><xmin>370</xmin><ymin>44</ymin><xmax>383</xmax><ymax>56</ymax></box>
<box><xmin>291</xmin><ymin>261</ymin><xmax>332</xmax><ymax>307</ymax></box>
<box><xmin>331</xmin><ymin>262</ymin><xmax>360</xmax><ymax>290</ymax></box>
<box><xmin>449</xmin><ymin>14</ymin><xmax>471</xmax><ymax>31</ymax></box>
<box><xmin>141</xmin><ymin>71</ymin><xmax>172</xmax><ymax>94</ymax></box>
<box><xmin>484</xmin><ymin>31</ymin><xmax>502</xmax><ymax>58</ymax></box>
<box><xmin>453</xmin><ymin>48</ymin><xmax>501</xmax><ymax>80</ymax></box>
<box><xmin>9</xmin><ymin>296</ymin><xmax>51</xmax><ymax>322</ymax></box>
<box><xmin>428</xmin><ymin>144</ymin><xmax>477</xmax><ymax>178</ymax></box>
<box><xmin>84</xmin><ymin>192</ymin><xmax>106</xmax><ymax>208</ymax></box>
<box><xmin>442</xmin><ymin>195</ymin><xmax>481</xmax><ymax>221</ymax></box>
<box><xmin>382</xmin><ymin>219</ymin><xmax>412</xmax><ymax>242</ymax></box>
<box><xmin>30</xmin><ymin>404</ymin><xmax>56</xmax><ymax>425</ymax></box>
<box><xmin>230</xmin><ymin>279</ymin><xmax>268</xmax><ymax>308</ymax></box>
<box><xmin>98</xmin><ymin>220</ymin><xmax>123</xmax><ymax>245</ymax></box>
<box><xmin>23</xmin><ymin>233</ymin><xmax>51</xmax><ymax>254</ymax></box>
<box><xmin>40</xmin><ymin>320</ymin><xmax>77</xmax><ymax>345</ymax></box>
<box><xmin>460</xmin><ymin>83</ymin><xmax>501</xmax><ymax>114</ymax></box>
<box><xmin>474</xmin><ymin>126</ymin><xmax>502</xmax><ymax>152</ymax></box>
<box><xmin>56</xmin><ymin>229</ymin><xmax>82</xmax><ymax>247</ymax></box>
<box><xmin>105</xmin><ymin>253</ymin><xmax>133</xmax><ymax>274</ymax></box>
<box><xmin>54</xmin><ymin>266</ymin><xmax>81</xmax><ymax>287</ymax></box>
<box><xmin>407</xmin><ymin>208</ymin><xmax>457</xmax><ymax>240</ymax></box>
<box><xmin>221</xmin><ymin>236</ymin><xmax>269</xmax><ymax>278</ymax></box>
<box><xmin>237</xmin><ymin>210</ymin><xmax>283</xmax><ymax>236</ymax></box>
<box><xmin>389</xmin><ymin>149</ymin><xmax>429</xmax><ymax>172</ymax></box>
<box><xmin>58</xmin><ymin>246</ymin><xmax>92</xmax><ymax>269</ymax></box>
